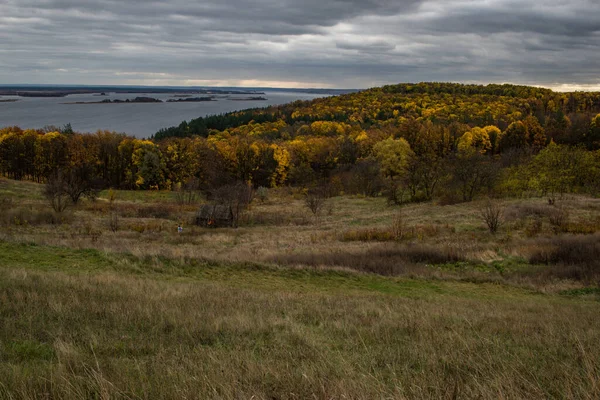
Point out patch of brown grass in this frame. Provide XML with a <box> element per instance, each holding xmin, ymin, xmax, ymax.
<box><xmin>270</xmin><ymin>243</ymin><xmax>467</xmax><ymax>276</ymax></box>
<box><xmin>525</xmin><ymin>234</ymin><xmax>600</xmax><ymax>283</ymax></box>
<box><xmin>0</xmin><ymin>207</ymin><xmax>72</xmax><ymax>226</ymax></box>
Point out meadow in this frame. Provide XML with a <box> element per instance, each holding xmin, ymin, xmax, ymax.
<box><xmin>1</xmin><ymin>177</ymin><xmax>600</xmax><ymax>399</ymax></box>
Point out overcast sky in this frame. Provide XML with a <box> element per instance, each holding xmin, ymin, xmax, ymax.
<box><xmin>1</xmin><ymin>0</ymin><xmax>599</xmax><ymax>90</ymax></box>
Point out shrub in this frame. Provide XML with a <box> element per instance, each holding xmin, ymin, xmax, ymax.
<box><xmin>256</xmin><ymin>186</ymin><xmax>269</xmax><ymax>203</ymax></box>
<box><xmin>480</xmin><ymin>200</ymin><xmax>503</xmax><ymax>234</ymax></box>
<box><xmin>305</xmin><ymin>188</ymin><xmax>326</xmax><ymax>217</ymax></box>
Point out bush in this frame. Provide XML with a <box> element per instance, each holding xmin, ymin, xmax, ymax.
<box><xmin>480</xmin><ymin>200</ymin><xmax>503</xmax><ymax>234</ymax></box>
<box><xmin>256</xmin><ymin>186</ymin><xmax>269</xmax><ymax>203</ymax></box>
<box><xmin>305</xmin><ymin>187</ymin><xmax>327</xmax><ymax>217</ymax></box>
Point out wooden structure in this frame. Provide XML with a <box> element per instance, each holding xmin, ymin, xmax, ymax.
<box><xmin>196</xmin><ymin>204</ymin><xmax>234</xmax><ymax>228</ymax></box>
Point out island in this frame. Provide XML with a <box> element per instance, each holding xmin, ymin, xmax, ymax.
<box><xmin>166</xmin><ymin>97</ymin><xmax>215</xmax><ymax>102</ymax></box>
<box><xmin>64</xmin><ymin>97</ymin><xmax>163</xmax><ymax>104</ymax></box>
<box><xmin>0</xmin><ymin>99</ymin><xmax>19</xmax><ymax>103</ymax></box>
<box><xmin>229</xmin><ymin>96</ymin><xmax>268</xmax><ymax>101</ymax></box>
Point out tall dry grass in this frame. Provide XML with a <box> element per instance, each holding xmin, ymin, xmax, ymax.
<box><xmin>1</xmin><ymin>257</ymin><xmax>599</xmax><ymax>399</ymax></box>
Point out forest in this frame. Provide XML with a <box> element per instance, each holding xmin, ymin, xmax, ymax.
<box><xmin>1</xmin><ymin>82</ymin><xmax>600</xmax><ymax>204</ymax></box>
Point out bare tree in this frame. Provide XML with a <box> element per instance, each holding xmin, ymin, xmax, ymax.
<box><xmin>305</xmin><ymin>186</ymin><xmax>327</xmax><ymax>217</ymax></box>
<box><xmin>63</xmin><ymin>167</ymin><xmax>97</xmax><ymax>204</ymax></box>
<box><xmin>480</xmin><ymin>200</ymin><xmax>503</xmax><ymax>234</ymax></box>
<box><xmin>44</xmin><ymin>172</ymin><xmax>70</xmax><ymax>213</ymax></box>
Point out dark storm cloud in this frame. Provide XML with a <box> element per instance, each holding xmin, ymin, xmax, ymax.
<box><xmin>0</xmin><ymin>0</ymin><xmax>599</xmax><ymax>89</ymax></box>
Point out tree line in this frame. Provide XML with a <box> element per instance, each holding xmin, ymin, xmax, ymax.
<box><xmin>2</xmin><ymin>82</ymin><xmax>600</xmax><ymax>204</ymax></box>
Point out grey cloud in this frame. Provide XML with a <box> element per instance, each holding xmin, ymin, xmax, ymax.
<box><xmin>336</xmin><ymin>39</ymin><xmax>397</xmax><ymax>53</ymax></box>
<box><xmin>0</xmin><ymin>0</ymin><xmax>600</xmax><ymax>89</ymax></box>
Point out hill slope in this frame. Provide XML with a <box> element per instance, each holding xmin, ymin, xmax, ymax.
<box><xmin>1</xmin><ymin>241</ymin><xmax>599</xmax><ymax>399</ymax></box>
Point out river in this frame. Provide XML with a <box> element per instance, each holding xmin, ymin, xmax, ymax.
<box><xmin>0</xmin><ymin>89</ymin><xmax>327</xmax><ymax>138</ymax></box>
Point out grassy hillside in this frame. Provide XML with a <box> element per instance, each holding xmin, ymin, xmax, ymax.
<box><xmin>1</xmin><ymin>178</ymin><xmax>600</xmax><ymax>397</ymax></box>
<box><xmin>1</xmin><ymin>241</ymin><xmax>600</xmax><ymax>399</ymax></box>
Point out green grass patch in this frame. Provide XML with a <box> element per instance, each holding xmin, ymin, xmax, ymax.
<box><xmin>1</xmin><ymin>340</ymin><xmax>55</xmax><ymax>362</ymax></box>
<box><xmin>0</xmin><ymin>241</ymin><xmax>542</xmax><ymax>302</ymax></box>
<box><xmin>560</xmin><ymin>287</ymin><xmax>600</xmax><ymax>299</ymax></box>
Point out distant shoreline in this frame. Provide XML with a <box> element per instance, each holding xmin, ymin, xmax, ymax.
<box><xmin>0</xmin><ymin>85</ymin><xmax>356</xmax><ymax>98</ymax></box>
<box><xmin>0</xmin><ymin>87</ymin><xmax>267</xmax><ymax>98</ymax></box>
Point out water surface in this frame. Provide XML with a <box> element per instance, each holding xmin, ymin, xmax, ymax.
<box><xmin>0</xmin><ymin>90</ymin><xmax>325</xmax><ymax>138</ymax></box>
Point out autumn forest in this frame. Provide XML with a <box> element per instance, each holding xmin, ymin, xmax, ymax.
<box><xmin>2</xmin><ymin>82</ymin><xmax>600</xmax><ymax>203</ymax></box>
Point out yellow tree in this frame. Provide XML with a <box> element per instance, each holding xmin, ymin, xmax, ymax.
<box><xmin>372</xmin><ymin>137</ymin><xmax>414</xmax><ymax>204</ymax></box>
<box><xmin>457</xmin><ymin>127</ymin><xmax>492</xmax><ymax>154</ymax></box>
<box><xmin>372</xmin><ymin>137</ymin><xmax>413</xmax><ymax>178</ymax></box>
<box><xmin>35</xmin><ymin>131</ymin><xmax>69</xmax><ymax>180</ymax></box>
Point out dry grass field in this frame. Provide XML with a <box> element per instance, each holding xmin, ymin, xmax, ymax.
<box><xmin>1</xmin><ymin>178</ymin><xmax>600</xmax><ymax>399</ymax></box>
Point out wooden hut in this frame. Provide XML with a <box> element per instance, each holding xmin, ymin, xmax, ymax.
<box><xmin>196</xmin><ymin>204</ymin><xmax>234</xmax><ymax>227</ymax></box>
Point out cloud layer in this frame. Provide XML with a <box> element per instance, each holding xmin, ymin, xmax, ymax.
<box><xmin>1</xmin><ymin>0</ymin><xmax>599</xmax><ymax>89</ymax></box>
